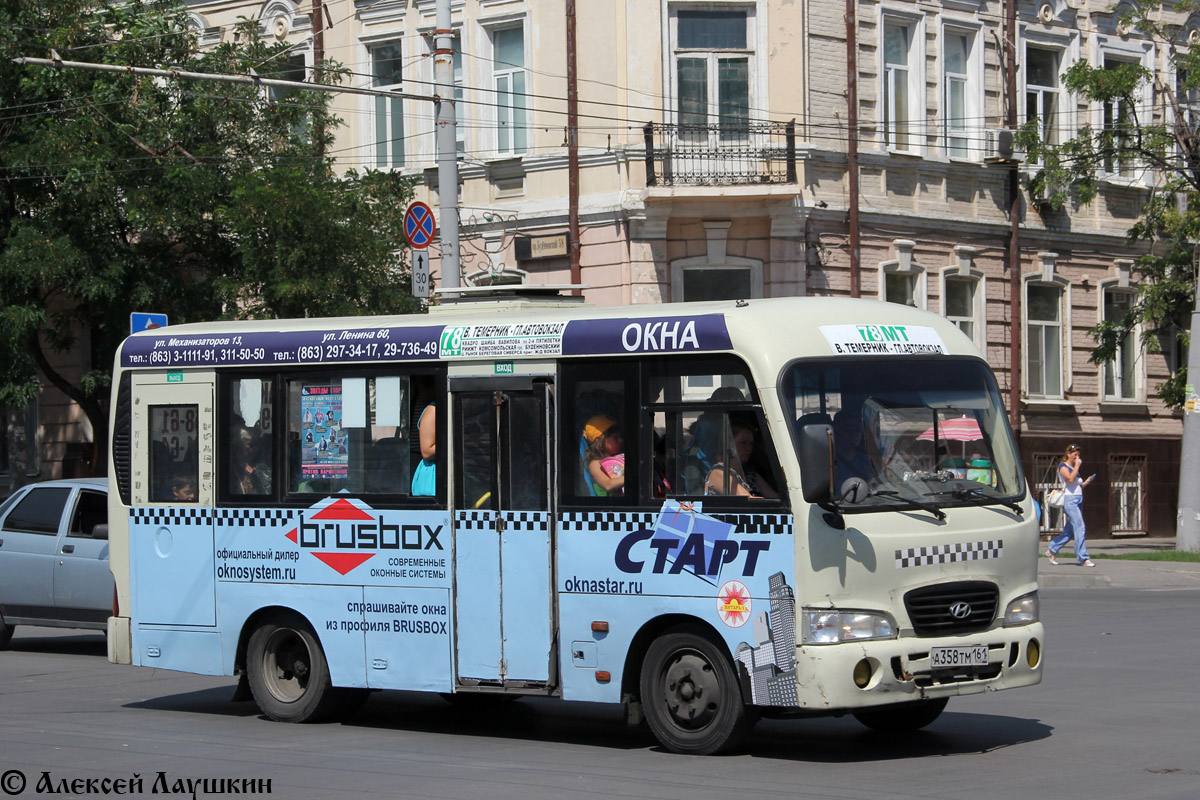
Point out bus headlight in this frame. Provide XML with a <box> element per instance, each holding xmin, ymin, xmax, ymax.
<box><xmin>801</xmin><ymin>610</ymin><xmax>896</xmax><ymax>644</ymax></box>
<box><xmin>1003</xmin><ymin>592</ymin><xmax>1039</xmax><ymax>626</ymax></box>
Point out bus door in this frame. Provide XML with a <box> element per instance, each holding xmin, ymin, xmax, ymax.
<box><xmin>452</xmin><ymin>377</ymin><xmax>555</xmax><ymax>686</ymax></box>
<box><xmin>128</xmin><ymin>373</ymin><xmax>217</xmax><ymax>628</ymax></box>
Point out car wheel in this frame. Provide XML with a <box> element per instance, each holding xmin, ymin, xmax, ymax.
<box><xmin>640</xmin><ymin>627</ymin><xmax>754</xmax><ymax>755</ymax></box>
<box><xmin>0</xmin><ymin>618</ymin><xmax>13</xmax><ymax>650</ymax></box>
<box><xmin>853</xmin><ymin>697</ymin><xmax>949</xmax><ymax>732</ymax></box>
<box><xmin>246</xmin><ymin>614</ymin><xmax>339</xmax><ymax>723</ymax></box>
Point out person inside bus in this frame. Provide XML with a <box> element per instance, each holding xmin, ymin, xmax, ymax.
<box><xmin>583</xmin><ymin>414</ymin><xmax>625</xmax><ymax>496</ymax></box>
<box><xmin>704</xmin><ymin>421</ymin><xmax>778</xmax><ymax>498</ymax></box>
<box><xmin>231</xmin><ymin>425</ymin><xmax>271</xmax><ymax>495</ymax></box>
<box><xmin>833</xmin><ymin>408</ymin><xmax>873</xmax><ymax>488</ymax></box>
<box><xmin>411</xmin><ymin>376</ymin><xmax>437</xmax><ymax>496</ymax></box>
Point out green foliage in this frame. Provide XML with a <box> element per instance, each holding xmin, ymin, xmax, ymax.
<box><xmin>1015</xmin><ymin>4</ymin><xmax>1200</xmax><ymax>407</ymax></box>
<box><xmin>0</xmin><ymin>0</ymin><xmax>417</xmax><ymax>459</ymax></box>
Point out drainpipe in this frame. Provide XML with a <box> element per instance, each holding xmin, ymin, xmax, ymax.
<box><xmin>313</xmin><ymin>0</ymin><xmax>324</xmax><ymax>159</ymax></box>
<box><xmin>1006</xmin><ymin>0</ymin><xmax>1021</xmax><ymax>434</ymax></box>
<box><xmin>846</xmin><ymin>0</ymin><xmax>861</xmax><ymax>298</ymax></box>
<box><xmin>567</xmin><ymin>0</ymin><xmax>582</xmax><ymax>292</ymax></box>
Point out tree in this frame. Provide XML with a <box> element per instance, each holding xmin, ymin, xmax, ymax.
<box><xmin>1017</xmin><ymin>1</ymin><xmax>1200</xmax><ymax>407</ymax></box>
<box><xmin>0</xmin><ymin>0</ymin><xmax>419</xmax><ymax>475</ymax></box>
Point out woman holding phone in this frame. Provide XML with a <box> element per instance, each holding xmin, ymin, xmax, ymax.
<box><xmin>1046</xmin><ymin>443</ymin><xmax>1097</xmax><ymax>567</ymax></box>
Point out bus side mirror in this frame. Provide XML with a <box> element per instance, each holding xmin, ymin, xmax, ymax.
<box><xmin>798</xmin><ymin>424</ymin><xmax>835</xmax><ymax>504</ymax></box>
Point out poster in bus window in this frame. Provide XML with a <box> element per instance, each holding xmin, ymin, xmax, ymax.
<box><xmin>301</xmin><ymin>384</ymin><xmax>348</xmax><ymax>479</ymax></box>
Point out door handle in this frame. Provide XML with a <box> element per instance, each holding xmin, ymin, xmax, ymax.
<box><xmin>61</xmin><ymin>544</ymin><xmax>75</xmax><ymax>554</ymax></box>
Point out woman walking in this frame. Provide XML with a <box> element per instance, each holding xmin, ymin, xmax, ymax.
<box><xmin>1046</xmin><ymin>444</ymin><xmax>1096</xmax><ymax>567</ymax></box>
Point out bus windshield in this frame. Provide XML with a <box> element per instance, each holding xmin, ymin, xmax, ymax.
<box><xmin>782</xmin><ymin>358</ymin><xmax>1024</xmax><ymax>512</ymax></box>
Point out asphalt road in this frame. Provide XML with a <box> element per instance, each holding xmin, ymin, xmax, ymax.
<box><xmin>2</xmin><ymin>587</ymin><xmax>1198</xmax><ymax>800</ymax></box>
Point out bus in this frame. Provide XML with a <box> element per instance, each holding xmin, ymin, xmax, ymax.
<box><xmin>106</xmin><ymin>294</ymin><xmax>1043</xmax><ymax>754</ymax></box>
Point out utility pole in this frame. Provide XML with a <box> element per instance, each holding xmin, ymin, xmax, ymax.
<box><xmin>845</xmin><ymin>0</ymin><xmax>861</xmax><ymax>298</ymax></box>
<box><xmin>434</xmin><ymin>0</ymin><xmax>461</xmax><ymax>290</ymax></box>
<box><xmin>566</xmin><ymin>0</ymin><xmax>581</xmax><ymax>292</ymax></box>
<box><xmin>312</xmin><ymin>0</ymin><xmax>324</xmax><ymax>158</ymax></box>
<box><xmin>1005</xmin><ymin>0</ymin><xmax>1022</xmax><ymax>434</ymax></box>
<box><xmin>1178</xmin><ymin>278</ymin><xmax>1200</xmax><ymax>551</ymax></box>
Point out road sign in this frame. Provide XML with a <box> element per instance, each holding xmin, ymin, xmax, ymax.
<box><xmin>130</xmin><ymin>312</ymin><xmax>168</xmax><ymax>333</ymax></box>
<box><xmin>411</xmin><ymin>248</ymin><xmax>430</xmax><ymax>298</ymax></box>
<box><xmin>404</xmin><ymin>202</ymin><xmax>437</xmax><ymax>250</ymax></box>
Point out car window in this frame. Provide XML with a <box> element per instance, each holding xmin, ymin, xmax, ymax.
<box><xmin>68</xmin><ymin>490</ymin><xmax>107</xmax><ymax>538</ymax></box>
<box><xmin>0</xmin><ymin>492</ymin><xmax>19</xmax><ymax>518</ymax></box>
<box><xmin>1</xmin><ymin>487</ymin><xmax>71</xmax><ymax>535</ymax></box>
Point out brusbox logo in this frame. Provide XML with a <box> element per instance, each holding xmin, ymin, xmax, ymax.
<box><xmin>282</xmin><ymin>497</ymin><xmax>444</xmax><ymax>575</ymax></box>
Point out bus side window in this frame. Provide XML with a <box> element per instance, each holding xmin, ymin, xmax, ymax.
<box><xmin>561</xmin><ymin>361</ymin><xmax>635</xmax><ymax>504</ymax></box>
<box><xmin>225</xmin><ymin>378</ymin><xmax>274</xmax><ymax>497</ymax></box>
<box><xmin>148</xmin><ymin>405</ymin><xmax>199</xmax><ymax>503</ymax></box>
<box><xmin>285</xmin><ymin>374</ymin><xmax>427</xmax><ymax>497</ymax></box>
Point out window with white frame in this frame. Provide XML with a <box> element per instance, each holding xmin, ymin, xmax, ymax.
<box><xmin>672</xmin><ymin>8</ymin><xmax>752</xmax><ymax>144</ymax></box>
<box><xmin>268</xmin><ymin>53</ymin><xmax>310</xmax><ymax>141</ymax></box>
<box><xmin>1026</xmin><ymin>283</ymin><xmax>1063</xmax><ymax>397</ymax></box>
<box><xmin>1102</xmin><ymin>56</ymin><xmax>1136</xmax><ymax>177</ymax></box>
<box><xmin>1103</xmin><ymin>286</ymin><xmax>1138</xmax><ymax>400</ymax></box>
<box><xmin>1109</xmin><ymin>453</ymin><xmax>1146</xmax><ymax>532</ymax></box>
<box><xmin>883</xmin><ymin>19</ymin><xmax>918</xmax><ymax>151</ymax></box>
<box><xmin>492</xmin><ymin>26</ymin><xmax>527</xmax><ymax>156</ymax></box>
<box><xmin>944</xmin><ymin>275</ymin><xmax>979</xmax><ymax>340</ymax></box>
<box><xmin>371</xmin><ymin>43</ymin><xmax>404</xmax><ymax>168</ymax></box>
<box><xmin>1025</xmin><ymin>46</ymin><xmax>1062</xmax><ymax>155</ymax></box>
<box><xmin>943</xmin><ymin>30</ymin><xmax>974</xmax><ymax>158</ymax></box>
<box><xmin>1177</xmin><ymin>67</ymin><xmax>1200</xmax><ymax>129</ymax></box>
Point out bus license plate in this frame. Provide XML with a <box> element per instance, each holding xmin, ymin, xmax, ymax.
<box><xmin>930</xmin><ymin>645</ymin><xmax>989</xmax><ymax>668</ymax></box>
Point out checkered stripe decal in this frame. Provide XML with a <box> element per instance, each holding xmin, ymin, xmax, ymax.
<box><xmin>129</xmin><ymin>507</ymin><xmax>212</xmax><ymax>527</ymax></box>
<box><xmin>895</xmin><ymin>540</ymin><xmax>1003</xmax><ymax>568</ymax></box>
<box><xmin>560</xmin><ymin>512</ymin><xmax>658</xmax><ymax>534</ymax></box>
<box><xmin>559</xmin><ymin>511</ymin><xmax>792</xmax><ymax>536</ymax></box>
<box><xmin>215</xmin><ymin>508</ymin><xmax>294</xmax><ymax>527</ymax></box>
<box><xmin>454</xmin><ymin>510</ymin><xmax>549</xmax><ymax>533</ymax></box>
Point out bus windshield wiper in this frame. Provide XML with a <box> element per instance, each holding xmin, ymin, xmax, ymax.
<box><xmin>926</xmin><ymin>485</ymin><xmax>1023</xmax><ymax>515</ymax></box>
<box><xmin>867</xmin><ymin>489</ymin><xmax>946</xmax><ymax>521</ymax></box>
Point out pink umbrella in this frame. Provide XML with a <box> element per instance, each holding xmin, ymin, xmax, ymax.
<box><xmin>917</xmin><ymin>416</ymin><xmax>982</xmax><ymax>443</ymax></box>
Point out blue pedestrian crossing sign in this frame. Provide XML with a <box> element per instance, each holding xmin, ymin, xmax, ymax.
<box><xmin>404</xmin><ymin>202</ymin><xmax>436</xmax><ymax>250</ymax></box>
<box><xmin>130</xmin><ymin>312</ymin><xmax>168</xmax><ymax>333</ymax></box>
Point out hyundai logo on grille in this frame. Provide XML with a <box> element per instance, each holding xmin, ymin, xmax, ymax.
<box><xmin>949</xmin><ymin>601</ymin><xmax>972</xmax><ymax>619</ymax></box>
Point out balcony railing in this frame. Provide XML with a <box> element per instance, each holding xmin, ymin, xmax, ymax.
<box><xmin>643</xmin><ymin>121</ymin><xmax>797</xmax><ymax>187</ymax></box>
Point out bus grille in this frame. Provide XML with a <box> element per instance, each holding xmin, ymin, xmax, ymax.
<box><xmin>903</xmin><ymin>581</ymin><xmax>998</xmax><ymax>636</ymax></box>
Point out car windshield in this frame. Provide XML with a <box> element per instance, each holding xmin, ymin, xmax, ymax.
<box><xmin>782</xmin><ymin>358</ymin><xmax>1024</xmax><ymax>513</ymax></box>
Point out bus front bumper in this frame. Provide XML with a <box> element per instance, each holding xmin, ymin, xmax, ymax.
<box><xmin>790</xmin><ymin>622</ymin><xmax>1044</xmax><ymax>711</ymax></box>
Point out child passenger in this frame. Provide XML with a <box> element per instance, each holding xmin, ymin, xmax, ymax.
<box><xmin>583</xmin><ymin>414</ymin><xmax>625</xmax><ymax>496</ymax></box>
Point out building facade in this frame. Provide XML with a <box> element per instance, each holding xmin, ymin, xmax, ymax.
<box><xmin>9</xmin><ymin>0</ymin><xmax>1186</xmax><ymax>537</ymax></box>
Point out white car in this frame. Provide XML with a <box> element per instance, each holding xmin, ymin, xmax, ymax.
<box><xmin>0</xmin><ymin>478</ymin><xmax>111</xmax><ymax>648</ymax></box>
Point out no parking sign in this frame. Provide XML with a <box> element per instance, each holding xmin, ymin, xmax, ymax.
<box><xmin>404</xmin><ymin>202</ymin><xmax>436</xmax><ymax>250</ymax></box>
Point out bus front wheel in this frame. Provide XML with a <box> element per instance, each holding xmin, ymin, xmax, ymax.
<box><xmin>853</xmin><ymin>697</ymin><xmax>948</xmax><ymax>732</ymax></box>
<box><xmin>640</xmin><ymin>628</ymin><xmax>753</xmax><ymax>755</ymax></box>
<box><xmin>247</xmin><ymin>615</ymin><xmax>339</xmax><ymax>723</ymax></box>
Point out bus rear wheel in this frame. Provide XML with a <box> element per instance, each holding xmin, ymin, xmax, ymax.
<box><xmin>0</xmin><ymin>617</ymin><xmax>13</xmax><ymax>650</ymax></box>
<box><xmin>640</xmin><ymin>628</ymin><xmax>753</xmax><ymax>755</ymax></box>
<box><xmin>247</xmin><ymin>615</ymin><xmax>339</xmax><ymax>723</ymax></box>
<box><xmin>853</xmin><ymin>697</ymin><xmax>948</xmax><ymax>733</ymax></box>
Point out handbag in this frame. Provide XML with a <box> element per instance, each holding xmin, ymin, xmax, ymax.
<box><xmin>1046</xmin><ymin>488</ymin><xmax>1065</xmax><ymax>508</ymax></box>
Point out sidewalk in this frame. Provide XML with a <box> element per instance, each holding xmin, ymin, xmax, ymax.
<box><xmin>1038</xmin><ymin>537</ymin><xmax>1200</xmax><ymax>589</ymax></box>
